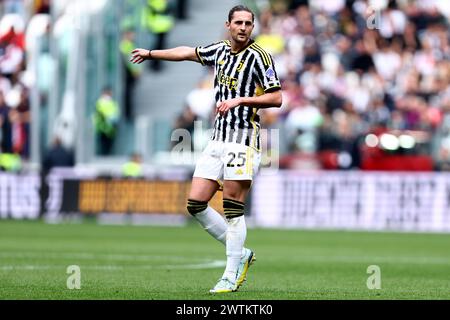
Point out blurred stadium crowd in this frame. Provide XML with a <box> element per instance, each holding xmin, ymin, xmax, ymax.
<box><xmin>0</xmin><ymin>0</ymin><xmax>179</xmax><ymax>171</ymax></box>
<box><xmin>1</xmin><ymin>0</ymin><xmax>450</xmax><ymax>172</ymax></box>
<box><xmin>273</xmin><ymin>0</ymin><xmax>449</xmax><ymax>171</ymax></box>
<box><xmin>0</xmin><ymin>0</ymin><xmax>50</xmax><ymax>170</ymax></box>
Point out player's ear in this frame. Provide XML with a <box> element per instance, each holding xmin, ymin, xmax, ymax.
<box><xmin>225</xmin><ymin>21</ymin><xmax>230</xmax><ymax>29</ymax></box>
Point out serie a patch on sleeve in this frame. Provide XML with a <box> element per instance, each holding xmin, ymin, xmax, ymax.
<box><xmin>265</xmin><ymin>67</ymin><xmax>276</xmax><ymax>81</ymax></box>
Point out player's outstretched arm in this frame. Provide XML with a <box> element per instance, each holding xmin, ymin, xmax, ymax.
<box><xmin>130</xmin><ymin>46</ymin><xmax>199</xmax><ymax>64</ymax></box>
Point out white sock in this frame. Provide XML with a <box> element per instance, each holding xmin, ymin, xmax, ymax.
<box><xmin>194</xmin><ymin>206</ymin><xmax>227</xmax><ymax>244</ymax></box>
<box><xmin>194</xmin><ymin>207</ymin><xmax>247</xmax><ymax>257</ymax></box>
<box><xmin>223</xmin><ymin>215</ymin><xmax>247</xmax><ymax>282</ymax></box>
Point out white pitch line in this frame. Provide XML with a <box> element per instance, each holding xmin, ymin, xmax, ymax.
<box><xmin>0</xmin><ymin>251</ymin><xmax>207</xmax><ymax>262</ymax></box>
<box><xmin>0</xmin><ymin>260</ymin><xmax>227</xmax><ymax>271</ymax></box>
<box><xmin>159</xmin><ymin>260</ymin><xmax>226</xmax><ymax>270</ymax></box>
<box><xmin>1</xmin><ymin>251</ymin><xmax>448</xmax><ymax>265</ymax></box>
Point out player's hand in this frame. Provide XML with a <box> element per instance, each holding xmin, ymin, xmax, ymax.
<box><xmin>130</xmin><ymin>48</ymin><xmax>151</xmax><ymax>64</ymax></box>
<box><xmin>216</xmin><ymin>98</ymin><xmax>242</xmax><ymax>116</ymax></box>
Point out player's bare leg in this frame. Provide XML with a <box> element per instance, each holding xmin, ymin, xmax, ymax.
<box><xmin>222</xmin><ymin>179</ymin><xmax>251</xmax><ymax>203</ymax></box>
<box><xmin>189</xmin><ymin>177</ymin><xmax>219</xmax><ymax>202</ymax></box>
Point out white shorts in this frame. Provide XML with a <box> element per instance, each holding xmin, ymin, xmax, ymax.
<box><xmin>193</xmin><ymin>141</ymin><xmax>261</xmax><ymax>181</ymax></box>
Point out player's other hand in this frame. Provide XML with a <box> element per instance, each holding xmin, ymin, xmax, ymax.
<box><xmin>130</xmin><ymin>48</ymin><xmax>151</xmax><ymax>64</ymax></box>
<box><xmin>216</xmin><ymin>98</ymin><xmax>241</xmax><ymax>116</ymax></box>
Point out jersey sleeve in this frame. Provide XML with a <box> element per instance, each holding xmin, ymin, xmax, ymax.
<box><xmin>252</xmin><ymin>47</ymin><xmax>281</xmax><ymax>93</ymax></box>
<box><xmin>195</xmin><ymin>41</ymin><xmax>225</xmax><ymax>67</ymax></box>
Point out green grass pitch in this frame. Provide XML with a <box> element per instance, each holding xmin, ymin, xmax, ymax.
<box><xmin>0</xmin><ymin>219</ymin><xmax>449</xmax><ymax>300</ymax></box>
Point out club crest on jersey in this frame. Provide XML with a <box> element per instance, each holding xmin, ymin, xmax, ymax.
<box><xmin>237</xmin><ymin>60</ymin><xmax>244</xmax><ymax>72</ymax></box>
<box><xmin>265</xmin><ymin>67</ymin><xmax>276</xmax><ymax>80</ymax></box>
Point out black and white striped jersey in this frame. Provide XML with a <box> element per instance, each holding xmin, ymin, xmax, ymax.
<box><xmin>195</xmin><ymin>39</ymin><xmax>281</xmax><ymax>151</ymax></box>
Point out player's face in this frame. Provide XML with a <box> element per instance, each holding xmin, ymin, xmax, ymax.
<box><xmin>227</xmin><ymin>11</ymin><xmax>254</xmax><ymax>44</ymax></box>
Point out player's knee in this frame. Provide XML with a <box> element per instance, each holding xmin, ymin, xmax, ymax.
<box><xmin>187</xmin><ymin>199</ymin><xmax>208</xmax><ymax>216</ymax></box>
<box><xmin>223</xmin><ymin>198</ymin><xmax>245</xmax><ymax>220</ymax></box>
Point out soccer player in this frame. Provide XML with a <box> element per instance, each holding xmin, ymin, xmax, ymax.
<box><xmin>130</xmin><ymin>5</ymin><xmax>282</xmax><ymax>293</ymax></box>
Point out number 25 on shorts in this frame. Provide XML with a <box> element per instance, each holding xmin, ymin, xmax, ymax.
<box><xmin>227</xmin><ymin>152</ymin><xmax>246</xmax><ymax>168</ymax></box>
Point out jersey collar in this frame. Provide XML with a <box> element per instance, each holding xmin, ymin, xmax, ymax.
<box><xmin>229</xmin><ymin>39</ymin><xmax>254</xmax><ymax>55</ymax></box>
